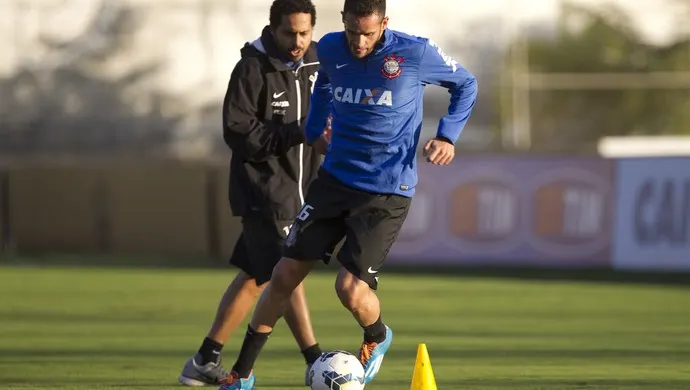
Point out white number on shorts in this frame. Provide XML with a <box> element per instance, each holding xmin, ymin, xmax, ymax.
<box><xmin>296</xmin><ymin>204</ymin><xmax>314</xmax><ymax>221</ymax></box>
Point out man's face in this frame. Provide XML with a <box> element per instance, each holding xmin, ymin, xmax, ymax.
<box><xmin>342</xmin><ymin>12</ymin><xmax>388</xmax><ymax>59</ymax></box>
<box><xmin>272</xmin><ymin>13</ymin><xmax>313</xmax><ymax>62</ymax></box>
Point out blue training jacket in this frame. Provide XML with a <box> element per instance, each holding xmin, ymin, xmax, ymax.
<box><xmin>305</xmin><ymin>28</ymin><xmax>478</xmax><ymax>197</ymax></box>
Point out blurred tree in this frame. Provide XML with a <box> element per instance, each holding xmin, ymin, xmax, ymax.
<box><xmin>0</xmin><ymin>0</ymin><xmax>181</xmax><ymax>157</ymax></box>
<box><xmin>498</xmin><ymin>2</ymin><xmax>690</xmax><ymax>152</ymax></box>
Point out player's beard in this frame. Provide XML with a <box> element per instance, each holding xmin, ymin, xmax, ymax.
<box><xmin>350</xmin><ymin>45</ymin><xmax>370</xmax><ymax>58</ymax></box>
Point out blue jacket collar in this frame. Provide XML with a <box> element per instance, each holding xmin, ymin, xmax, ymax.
<box><xmin>374</xmin><ymin>28</ymin><xmax>394</xmax><ymax>55</ymax></box>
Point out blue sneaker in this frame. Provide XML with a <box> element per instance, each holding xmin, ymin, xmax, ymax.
<box><xmin>217</xmin><ymin>371</ymin><xmax>255</xmax><ymax>390</ymax></box>
<box><xmin>358</xmin><ymin>325</ymin><xmax>393</xmax><ymax>384</ymax></box>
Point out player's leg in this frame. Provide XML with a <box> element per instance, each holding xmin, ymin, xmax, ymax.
<box><xmin>180</xmin><ymin>218</ymin><xmax>312</xmax><ymax>387</ymax></box>
<box><xmin>285</xmin><ymin>283</ymin><xmax>316</xmax><ymax>351</ymax></box>
<box><xmin>335</xmin><ymin>194</ymin><xmax>411</xmax><ymax>384</ymax></box>
<box><xmin>178</xmin><ymin>227</ymin><xmax>258</xmax><ymax>387</ymax></box>
<box><xmin>227</xmin><ymin>231</ymin><xmax>344</xmax><ymax>384</ymax></box>
<box><xmin>254</xmin><ymin>221</ymin><xmax>324</xmax><ymax>372</ymax></box>
<box><xmin>284</xmin><ymin>281</ymin><xmax>324</xmax><ymax>378</ymax></box>
<box><xmin>227</xmin><ymin>257</ymin><xmax>318</xmax><ymax>383</ymax></box>
<box><xmin>222</xmin><ymin>176</ymin><xmax>346</xmax><ymax>389</ymax></box>
<box><xmin>206</xmin><ymin>271</ymin><xmax>264</xmax><ymax>353</ymax></box>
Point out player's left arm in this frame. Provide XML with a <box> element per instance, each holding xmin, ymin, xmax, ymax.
<box><xmin>419</xmin><ymin>38</ymin><xmax>478</xmax><ymax>165</ymax></box>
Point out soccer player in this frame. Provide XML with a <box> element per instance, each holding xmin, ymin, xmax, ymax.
<box><xmin>219</xmin><ymin>0</ymin><xmax>478</xmax><ymax>388</ymax></box>
<box><xmin>178</xmin><ymin>0</ymin><xmax>329</xmax><ymax>386</ymax></box>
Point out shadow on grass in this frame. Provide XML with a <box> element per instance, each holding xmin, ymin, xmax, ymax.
<box><xmin>4</xmin><ymin>378</ymin><xmax>690</xmax><ymax>389</ymax></box>
<box><xmin>2</xmin><ymin>347</ymin><xmax>690</xmax><ymax>389</ymax></box>
<box><xmin>375</xmin><ymin>378</ymin><xmax>690</xmax><ymax>390</ymax></box>
<box><xmin>2</xmin><ymin>253</ymin><xmax>690</xmax><ymax>288</ymax></box>
<box><xmin>3</xmin><ymin>347</ymin><xmax>690</xmax><ymax>361</ymax></box>
<box><xmin>385</xmin><ymin>265</ymin><xmax>690</xmax><ymax>288</ymax></box>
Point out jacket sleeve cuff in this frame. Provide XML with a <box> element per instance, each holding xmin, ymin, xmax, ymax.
<box><xmin>435</xmin><ymin>135</ymin><xmax>454</xmax><ymax>145</ymax></box>
<box><xmin>436</xmin><ymin>121</ymin><xmax>460</xmax><ymax>145</ymax></box>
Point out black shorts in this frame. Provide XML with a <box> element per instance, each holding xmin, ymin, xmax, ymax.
<box><xmin>229</xmin><ymin>217</ymin><xmax>292</xmax><ymax>285</ymax></box>
<box><xmin>283</xmin><ymin>169</ymin><xmax>411</xmax><ymax>290</ymax></box>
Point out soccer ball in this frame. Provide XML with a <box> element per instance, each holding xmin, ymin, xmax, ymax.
<box><xmin>308</xmin><ymin>350</ymin><xmax>366</xmax><ymax>390</ymax></box>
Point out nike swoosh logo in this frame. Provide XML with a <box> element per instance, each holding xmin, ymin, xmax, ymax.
<box><xmin>273</xmin><ymin>91</ymin><xmax>286</xmax><ymax>98</ymax></box>
<box><xmin>336</xmin><ymin>63</ymin><xmax>348</xmax><ymax>69</ymax></box>
<box><xmin>367</xmin><ymin>267</ymin><xmax>377</xmax><ymax>274</ymax></box>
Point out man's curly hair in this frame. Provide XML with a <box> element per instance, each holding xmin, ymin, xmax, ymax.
<box><xmin>269</xmin><ymin>0</ymin><xmax>316</xmax><ymax>28</ymax></box>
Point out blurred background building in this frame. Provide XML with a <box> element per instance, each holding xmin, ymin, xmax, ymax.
<box><xmin>0</xmin><ymin>0</ymin><xmax>688</xmax><ymax>269</ymax></box>
<box><xmin>1</xmin><ymin>0</ymin><xmax>688</xmax><ymax>159</ymax></box>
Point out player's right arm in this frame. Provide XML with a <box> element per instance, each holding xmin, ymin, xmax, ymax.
<box><xmin>222</xmin><ymin>59</ymin><xmax>306</xmax><ymax>162</ymax></box>
<box><xmin>304</xmin><ymin>68</ymin><xmax>333</xmax><ymax>155</ymax></box>
<box><xmin>305</xmin><ymin>42</ymin><xmax>333</xmax><ymax>151</ymax></box>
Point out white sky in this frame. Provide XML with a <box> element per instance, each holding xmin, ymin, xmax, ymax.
<box><xmin>0</xmin><ymin>0</ymin><xmax>686</xmax><ymax>94</ymax></box>
<box><xmin>381</xmin><ymin>0</ymin><xmax>686</xmax><ymax>46</ymax></box>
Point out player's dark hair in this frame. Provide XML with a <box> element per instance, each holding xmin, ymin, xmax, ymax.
<box><xmin>343</xmin><ymin>0</ymin><xmax>386</xmax><ymax>18</ymax></box>
<box><xmin>269</xmin><ymin>0</ymin><xmax>316</xmax><ymax>28</ymax></box>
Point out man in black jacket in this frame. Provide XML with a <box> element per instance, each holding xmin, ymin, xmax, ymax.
<box><xmin>178</xmin><ymin>0</ymin><xmax>328</xmax><ymax>386</ymax></box>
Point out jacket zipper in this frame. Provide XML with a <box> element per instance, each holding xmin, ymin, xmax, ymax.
<box><xmin>294</xmin><ymin>76</ymin><xmax>304</xmax><ymax>206</ymax></box>
<box><xmin>293</xmin><ymin>61</ymin><xmax>319</xmax><ymax>206</ymax></box>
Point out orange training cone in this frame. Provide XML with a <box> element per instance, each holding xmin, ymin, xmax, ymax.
<box><xmin>410</xmin><ymin>344</ymin><xmax>438</xmax><ymax>390</ymax></box>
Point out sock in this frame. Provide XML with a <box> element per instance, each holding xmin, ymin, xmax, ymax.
<box><xmin>362</xmin><ymin>315</ymin><xmax>386</xmax><ymax>344</ymax></box>
<box><xmin>198</xmin><ymin>337</ymin><xmax>224</xmax><ymax>365</ymax></box>
<box><xmin>232</xmin><ymin>325</ymin><xmax>271</xmax><ymax>378</ymax></box>
<box><xmin>301</xmin><ymin>343</ymin><xmax>323</xmax><ymax>365</ymax></box>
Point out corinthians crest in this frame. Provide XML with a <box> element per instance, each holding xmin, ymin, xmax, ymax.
<box><xmin>381</xmin><ymin>54</ymin><xmax>404</xmax><ymax>79</ymax></box>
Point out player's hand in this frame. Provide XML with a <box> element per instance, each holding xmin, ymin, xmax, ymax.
<box><xmin>312</xmin><ymin>120</ymin><xmax>331</xmax><ymax>155</ymax></box>
<box><xmin>312</xmin><ymin>134</ymin><xmax>329</xmax><ymax>155</ymax></box>
<box><xmin>311</xmin><ymin>116</ymin><xmax>332</xmax><ymax>155</ymax></box>
<box><xmin>423</xmin><ymin>137</ymin><xmax>455</xmax><ymax>165</ymax></box>
<box><xmin>323</xmin><ymin>115</ymin><xmax>332</xmax><ymax>143</ymax></box>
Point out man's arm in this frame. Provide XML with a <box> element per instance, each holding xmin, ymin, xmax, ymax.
<box><xmin>222</xmin><ymin>59</ymin><xmax>305</xmax><ymax>162</ymax></box>
<box><xmin>419</xmin><ymin>38</ymin><xmax>478</xmax><ymax>144</ymax></box>
<box><xmin>304</xmin><ymin>64</ymin><xmax>333</xmax><ymax>145</ymax></box>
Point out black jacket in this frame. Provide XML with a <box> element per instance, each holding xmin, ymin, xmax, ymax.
<box><xmin>223</xmin><ymin>26</ymin><xmax>322</xmax><ymax>220</ymax></box>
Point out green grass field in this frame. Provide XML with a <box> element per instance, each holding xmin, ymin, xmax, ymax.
<box><xmin>1</xmin><ymin>261</ymin><xmax>689</xmax><ymax>389</ymax></box>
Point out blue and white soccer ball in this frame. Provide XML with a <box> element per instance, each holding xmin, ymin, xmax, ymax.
<box><xmin>308</xmin><ymin>350</ymin><xmax>366</xmax><ymax>390</ymax></box>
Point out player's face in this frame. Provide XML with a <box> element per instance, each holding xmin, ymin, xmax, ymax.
<box><xmin>342</xmin><ymin>12</ymin><xmax>388</xmax><ymax>59</ymax></box>
<box><xmin>272</xmin><ymin>13</ymin><xmax>313</xmax><ymax>62</ymax></box>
